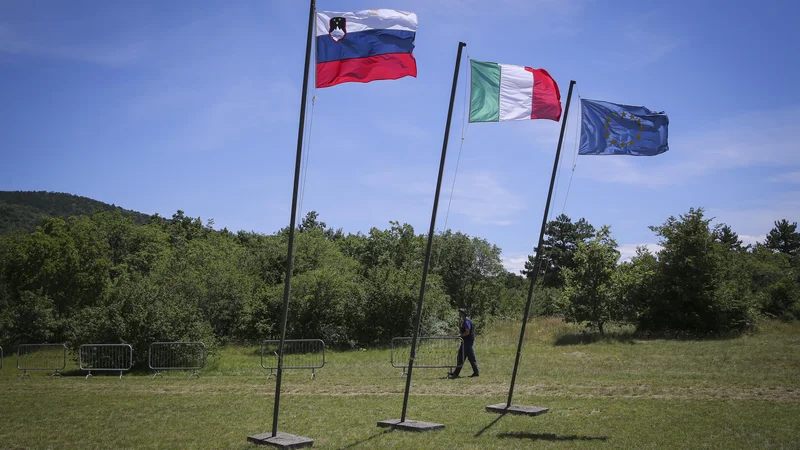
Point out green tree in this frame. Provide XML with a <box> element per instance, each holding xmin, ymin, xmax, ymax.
<box><xmin>434</xmin><ymin>231</ymin><xmax>504</xmax><ymax>314</ymax></box>
<box><xmin>641</xmin><ymin>207</ymin><xmax>758</xmax><ymax>333</ymax></box>
<box><xmin>613</xmin><ymin>246</ymin><xmax>659</xmax><ymax>323</ymax></box>
<box><xmin>748</xmin><ymin>245</ymin><xmax>800</xmax><ymax>320</ymax></box>
<box><xmin>523</xmin><ymin>214</ymin><xmax>595</xmax><ymax>287</ymax></box>
<box><xmin>562</xmin><ymin>226</ymin><xmax>620</xmax><ymax>335</ymax></box>
<box><xmin>765</xmin><ymin>219</ymin><xmax>800</xmax><ymax>256</ymax></box>
<box><xmin>712</xmin><ymin>223</ymin><xmax>743</xmax><ymax>251</ymax></box>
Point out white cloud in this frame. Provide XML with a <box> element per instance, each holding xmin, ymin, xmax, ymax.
<box><xmin>364</xmin><ymin>169</ymin><xmax>525</xmax><ymax>226</ymax></box>
<box><xmin>708</xmin><ymin>204</ymin><xmax>800</xmax><ymax>240</ymax></box>
<box><xmin>446</xmin><ymin>173</ymin><xmax>525</xmax><ymax>225</ymax></box>
<box><xmin>501</xmin><ymin>253</ymin><xmax>530</xmax><ymax>274</ymax></box>
<box><xmin>618</xmin><ymin>243</ymin><xmax>663</xmax><ymax>262</ymax></box>
<box><xmin>770</xmin><ymin>171</ymin><xmax>800</xmax><ymax>183</ymax></box>
<box><xmin>0</xmin><ymin>23</ymin><xmax>145</xmax><ymax>66</ymax></box>
<box><xmin>140</xmin><ymin>78</ymin><xmax>300</xmax><ymax>154</ymax></box>
<box><xmin>607</xmin><ymin>9</ymin><xmax>684</xmax><ymax>68</ymax></box>
<box><xmin>404</xmin><ymin>0</ymin><xmax>586</xmax><ymax>36</ymax></box>
<box><xmin>411</xmin><ymin>0</ymin><xmax>584</xmax><ymax>18</ymax></box>
<box><xmin>739</xmin><ymin>235</ymin><xmax>766</xmax><ymax>247</ymax></box>
<box><xmin>577</xmin><ymin>107</ymin><xmax>800</xmax><ymax>187</ymax></box>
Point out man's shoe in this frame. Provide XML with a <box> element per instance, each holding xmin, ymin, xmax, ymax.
<box><xmin>447</xmin><ymin>372</ymin><xmax>460</xmax><ymax>379</ymax></box>
<box><xmin>469</xmin><ymin>373</ymin><xmax>479</xmax><ymax>377</ymax></box>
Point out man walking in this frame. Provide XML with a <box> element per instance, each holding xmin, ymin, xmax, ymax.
<box><xmin>448</xmin><ymin>308</ymin><xmax>479</xmax><ymax>378</ymax></box>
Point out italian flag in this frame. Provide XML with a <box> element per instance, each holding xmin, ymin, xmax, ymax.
<box><xmin>469</xmin><ymin>59</ymin><xmax>562</xmax><ymax>123</ymax></box>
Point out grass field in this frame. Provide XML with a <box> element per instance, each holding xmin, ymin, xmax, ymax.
<box><xmin>1</xmin><ymin>318</ymin><xmax>799</xmax><ymax>449</ymax></box>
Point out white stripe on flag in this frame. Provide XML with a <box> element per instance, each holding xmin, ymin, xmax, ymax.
<box><xmin>498</xmin><ymin>64</ymin><xmax>533</xmax><ymax>121</ymax></box>
<box><xmin>316</xmin><ymin>9</ymin><xmax>418</xmax><ymax>37</ymax></box>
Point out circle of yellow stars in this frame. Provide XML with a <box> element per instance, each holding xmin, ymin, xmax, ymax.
<box><xmin>603</xmin><ymin>111</ymin><xmax>646</xmax><ymax>148</ymax></box>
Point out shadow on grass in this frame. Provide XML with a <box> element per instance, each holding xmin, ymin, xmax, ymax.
<box><xmin>474</xmin><ymin>413</ymin><xmax>506</xmax><ymax>437</ymax></box>
<box><xmin>499</xmin><ymin>432</ymin><xmax>608</xmax><ymax>442</ymax></box>
<box><xmin>554</xmin><ymin>329</ymin><xmax>747</xmax><ymax>346</ymax></box>
<box><xmin>554</xmin><ymin>332</ymin><xmax>636</xmax><ymax>346</ymax></box>
<box><xmin>339</xmin><ymin>429</ymin><xmax>392</xmax><ymax>449</ymax></box>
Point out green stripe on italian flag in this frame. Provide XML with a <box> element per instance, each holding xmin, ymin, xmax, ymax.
<box><xmin>469</xmin><ymin>59</ymin><xmax>562</xmax><ymax>123</ymax></box>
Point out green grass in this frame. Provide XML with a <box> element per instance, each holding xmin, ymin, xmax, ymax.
<box><xmin>1</xmin><ymin>318</ymin><xmax>799</xmax><ymax>449</ymax></box>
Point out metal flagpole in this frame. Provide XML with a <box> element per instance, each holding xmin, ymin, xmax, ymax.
<box><xmin>379</xmin><ymin>41</ymin><xmax>466</xmax><ymax>432</ymax></box>
<box><xmin>487</xmin><ymin>80</ymin><xmax>577</xmax><ymax>417</ymax></box>
<box><xmin>272</xmin><ymin>0</ymin><xmax>316</xmax><ymax>436</ymax></box>
<box><xmin>247</xmin><ymin>0</ymin><xmax>316</xmax><ymax>447</ymax></box>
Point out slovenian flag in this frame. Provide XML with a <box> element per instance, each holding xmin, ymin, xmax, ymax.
<box><xmin>469</xmin><ymin>59</ymin><xmax>562</xmax><ymax>122</ymax></box>
<box><xmin>315</xmin><ymin>9</ymin><xmax>418</xmax><ymax>89</ymax></box>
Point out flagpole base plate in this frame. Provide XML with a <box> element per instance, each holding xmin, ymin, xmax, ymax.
<box><xmin>486</xmin><ymin>403</ymin><xmax>549</xmax><ymax>416</ymax></box>
<box><xmin>377</xmin><ymin>419</ymin><xmax>444</xmax><ymax>432</ymax></box>
<box><xmin>247</xmin><ymin>431</ymin><xmax>314</xmax><ymax>448</ymax></box>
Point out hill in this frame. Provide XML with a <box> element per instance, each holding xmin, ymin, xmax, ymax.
<box><xmin>0</xmin><ymin>190</ymin><xmax>151</xmax><ymax>235</ymax></box>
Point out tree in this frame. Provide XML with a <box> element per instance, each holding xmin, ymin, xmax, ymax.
<box><xmin>562</xmin><ymin>226</ymin><xmax>620</xmax><ymax>335</ymax></box>
<box><xmin>765</xmin><ymin>219</ymin><xmax>800</xmax><ymax>256</ymax></box>
<box><xmin>434</xmin><ymin>231</ymin><xmax>504</xmax><ymax>316</ymax></box>
<box><xmin>522</xmin><ymin>214</ymin><xmax>595</xmax><ymax>288</ymax></box>
<box><xmin>613</xmin><ymin>246</ymin><xmax>658</xmax><ymax>323</ymax></box>
<box><xmin>712</xmin><ymin>223</ymin><xmax>743</xmax><ymax>251</ymax></box>
<box><xmin>641</xmin><ymin>207</ymin><xmax>758</xmax><ymax>333</ymax></box>
<box><xmin>299</xmin><ymin>211</ymin><xmax>326</xmax><ymax>233</ymax></box>
<box><xmin>748</xmin><ymin>245</ymin><xmax>800</xmax><ymax>320</ymax></box>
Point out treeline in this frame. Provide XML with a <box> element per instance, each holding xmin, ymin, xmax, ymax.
<box><xmin>0</xmin><ymin>206</ymin><xmax>798</xmax><ymax>366</ymax></box>
<box><xmin>0</xmin><ymin>190</ymin><xmax>150</xmax><ymax>235</ymax></box>
<box><xmin>526</xmin><ymin>209</ymin><xmax>800</xmax><ymax>334</ymax></box>
<box><xmin>0</xmin><ymin>210</ymin><xmax>524</xmax><ymax>365</ymax></box>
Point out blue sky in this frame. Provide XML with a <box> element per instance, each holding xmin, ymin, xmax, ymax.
<box><xmin>2</xmin><ymin>0</ymin><xmax>799</xmax><ymax>274</ymax></box>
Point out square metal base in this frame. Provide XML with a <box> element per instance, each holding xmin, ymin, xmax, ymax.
<box><xmin>377</xmin><ymin>419</ymin><xmax>444</xmax><ymax>432</ymax></box>
<box><xmin>247</xmin><ymin>431</ymin><xmax>314</xmax><ymax>448</ymax></box>
<box><xmin>486</xmin><ymin>403</ymin><xmax>549</xmax><ymax>416</ymax></box>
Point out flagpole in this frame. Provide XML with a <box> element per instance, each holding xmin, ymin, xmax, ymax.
<box><xmin>503</xmin><ymin>80</ymin><xmax>576</xmax><ymax>410</ymax></box>
<box><xmin>271</xmin><ymin>0</ymin><xmax>315</xmax><ymax>439</ymax></box>
<box><xmin>396</xmin><ymin>41</ymin><xmax>467</xmax><ymax>426</ymax></box>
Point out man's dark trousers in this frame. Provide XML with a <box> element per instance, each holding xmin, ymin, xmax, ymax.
<box><xmin>452</xmin><ymin>341</ymin><xmax>478</xmax><ymax>376</ymax></box>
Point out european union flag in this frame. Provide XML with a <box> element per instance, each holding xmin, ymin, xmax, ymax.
<box><xmin>579</xmin><ymin>99</ymin><xmax>669</xmax><ymax>156</ymax></box>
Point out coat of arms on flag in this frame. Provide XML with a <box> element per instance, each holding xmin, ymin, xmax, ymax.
<box><xmin>328</xmin><ymin>16</ymin><xmax>346</xmax><ymax>42</ymax></box>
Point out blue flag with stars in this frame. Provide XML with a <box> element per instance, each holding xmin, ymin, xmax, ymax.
<box><xmin>579</xmin><ymin>99</ymin><xmax>669</xmax><ymax>156</ymax></box>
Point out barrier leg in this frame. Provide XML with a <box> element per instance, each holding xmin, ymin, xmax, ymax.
<box><xmin>85</xmin><ymin>371</ymin><xmax>92</xmax><ymax>381</ymax></box>
<box><xmin>51</xmin><ymin>370</ymin><xmax>62</xmax><ymax>378</ymax></box>
<box><xmin>119</xmin><ymin>370</ymin><xmax>124</xmax><ymax>380</ymax></box>
<box><xmin>188</xmin><ymin>370</ymin><xmax>199</xmax><ymax>381</ymax></box>
<box><xmin>18</xmin><ymin>370</ymin><xmax>29</xmax><ymax>380</ymax></box>
<box><xmin>310</xmin><ymin>368</ymin><xmax>315</xmax><ymax>380</ymax></box>
<box><xmin>152</xmin><ymin>371</ymin><xmax>162</xmax><ymax>380</ymax></box>
<box><xmin>266</xmin><ymin>369</ymin><xmax>274</xmax><ymax>381</ymax></box>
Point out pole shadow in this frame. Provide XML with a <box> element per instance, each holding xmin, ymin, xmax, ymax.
<box><xmin>339</xmin><ymin>429</ymin><xmax>392</xmax><ymax>449</ymax></box>
<box><xmin>474</xmin><ymin>413</ymin><xmax>506</xmax><ymax>438</ymax></box>
<box><xmin>498</xmin><ymin>432</ymin><xmax>609</xmax><ymax>442</ymax></box>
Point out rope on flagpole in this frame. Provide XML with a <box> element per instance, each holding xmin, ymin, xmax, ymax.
<box><xmin>530</xmin><ymin>88</ymin><xmax>577</xmax><ymax>281</ymax></box>
<box><xmin>297</xmin><ymin>93</ymin><xmax>316</xmax><ymax>222</ymax></box>
<box><xmin>297</xmin><ymin>35</ymin><xmax>318</xmax><ymax>224</ymax></box>
<box><xmin>548</xmin><ymin>96</ymin><xmax>573</xmax><ymax>224</ymax></box>
<box><xmin>442</xmin><ymin>52</ymin><xmax>471</xmax><ymax>234</ymax></box>
<box><xmin>560</xmin><ymin>90</ymin><xmax>582</xmax><ymax>215</ymax></box>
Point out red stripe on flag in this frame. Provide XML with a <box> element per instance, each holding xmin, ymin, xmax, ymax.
<box><xmin>525</xmin><ymin>67</ymin><xmax>562</xmax><ymax>121</ymax></box>
<box><xmin>316</xmin><ymin>53</ymin><xmax>417</xmax><ymax>89</ymax></box>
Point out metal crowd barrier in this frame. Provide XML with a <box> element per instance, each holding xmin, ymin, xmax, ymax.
<box><xmin>17</xmin><ymin>343</ymin><xmax>67</xmax><ymax>379</ymax></box>
<box><xmin>0</xmin><ymin>346</ymin><xmax>3</xmax><ymax>369</ymax></box>
<box><xmin>261</xmin><ymin>339</ymin><xmax>326</xmax><ymax>380</ymax></box>
<box><xmin>79</xmin><ymin>344</ymin><xmax>134</xmax><ymax>380</ymax></box>
<box><xmin>391</xmin><ymin>336</ymin><xmax>464</xmax><ymax>376</ymax></box>
<box><xmin>149</xmin><ymin>342</ymin><xmax>206</xmax><ymax>380</ymax></box>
